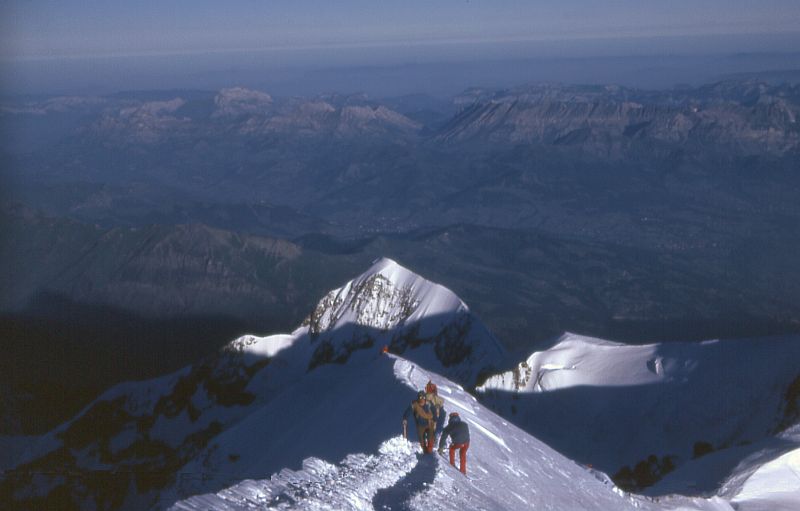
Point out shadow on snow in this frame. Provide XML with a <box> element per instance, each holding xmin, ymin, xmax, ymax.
<box><xmin>372</xmin><ymin>452</ymin><xmax>438</xmax><ymax>511</ymax></box>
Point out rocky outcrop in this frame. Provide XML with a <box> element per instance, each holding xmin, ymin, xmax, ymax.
<box><xmin>89</xmin><ymin>98</ymin><xmax>189</xmax><ymax>144</ymax></box>
<box><xmin>212</xmin><ymin>87</ymin><xmax>273</xmax><ymax>118</ymax></box>
<box><xmin>438</xmin><ymin>82</ymin><xmax>800</xmax><ymax>157</ymax></box>
<box><xmin>81</xmin><ymin>87</ymin><xmax>420</xmax><ymax>143</ymax></box>
<box><xmin>0</xmin><ymin>213</ymin><xmax>311</xmax><ymax>321</ymax></box>
<box><xmin>0</xmin><ymin>342</ymin><xmax>271</xmax><ymax>510</ymax></box>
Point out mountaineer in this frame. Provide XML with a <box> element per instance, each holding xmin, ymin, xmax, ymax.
<box><xmin>425</xmin><ymin>380</ymin><xmax>446</xmax><ymax>451</ymax></box>
<box><xmin>438</xmin><ymin>412</ymin><xmax>471</xmax><ymax>474</ymax></box>
<box><xmin>402</xmin><ymin>390</ymin><xmax>435</xmax><ymax>453</ymax></box>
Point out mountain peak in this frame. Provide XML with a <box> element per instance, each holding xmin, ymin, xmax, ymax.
<box><xmin>306</xmin><ymin>257</ymin><xmax>467</xmax><ymax>334</ymax></box>
<box><xmin>213</xmin><ymin>87</ymin><xmax>273</xmax><ymax>117</ymax></box>
<box><xmin>366</xmin><ymin>256</ymin><xmax>406</xmax><ymax>277</ymax></box>
<box><xmin>292</xmin><ymin>258</ymin><xmax>505</xmax><ymax>386</ymax></box>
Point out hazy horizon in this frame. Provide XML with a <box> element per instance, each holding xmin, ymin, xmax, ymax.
<box><xmin>2</xmin><ymin>1</ymin><xmax>800</xmax><ymax>97</ymax></box>
<box><xmin>5</xmin><ymin>1</ymin><xmax>800</xmax><ymax>58</ymax></box>
<box><xmin>3</xmin><ymin>40</ymin><xmax>800</xmax><ymax>99</ymax></box>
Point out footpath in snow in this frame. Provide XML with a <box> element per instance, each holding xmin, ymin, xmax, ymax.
<box><xmin>171</xmin><ymin>355</ymin><xmax>703</xmax><ymax>511</ymax></box>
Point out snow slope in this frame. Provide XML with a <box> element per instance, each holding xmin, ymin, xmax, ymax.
<box><xmin>4</xmin><ymin>260</ymin><xmax>799</xmax><ymax>510</ymax></box>
<box><xmin>1</xmin><ymin>258</ymin><xmax>507</xmax><ymax>509</ymax></box>
<box><xmin>170</xmin><ymin>353</ymin><xmax>800</xmax><ymax>511</ymax></box>
<box><xmin>478</xmin><ymin>332</ymin><xmax>800</xmax><ymax>493</ymax></box>
<box><xmin>169</xmin><ymin>354</ymin><xmax>647</xmax><ymax>511</ymax></box>
<box><xmin>648</xmin><ymin>424</ymin><xmax>800</xmax><ymax>499</ymax></box>
<box><xmin>728</xmin><ymin>444</ymin><xmax>800</xmax><ymax>511</ymax></box>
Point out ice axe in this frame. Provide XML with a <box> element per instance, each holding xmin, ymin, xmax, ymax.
<box><xmin>402</xmin><ymin>419</ymin><xmax>408</xmax><ymax>440</ymax></box>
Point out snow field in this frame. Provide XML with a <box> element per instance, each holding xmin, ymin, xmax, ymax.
<box><xmin>9</xmin><ymin>258</ymin><xmax>800</xmax><ymax>511</ymax></box>
<box><xmin>478</xmin><ymin>332</ymin><xmax>800</xmax><ymax>488</ymax></box>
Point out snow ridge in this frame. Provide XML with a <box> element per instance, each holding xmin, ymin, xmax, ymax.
<box><xmin>478</xmin><ymin>332</ymin><xmax>690</xmax><ymax>392</ymax></box>
<box><xmin>477</xmin><ymin>331</ymin><xmax>800</xmax><ymax>498</ymax></box>
<box><xmin>170</xmin><ymin>354</ymin><xmax>647</xmax><ymax>511</ymax></box>
<box><xmin>5</xmin><ymin>261</ymin><xmax>800</xmax><ymax>511</ymax></box>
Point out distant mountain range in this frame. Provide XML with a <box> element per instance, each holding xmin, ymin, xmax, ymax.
<box><xmin>6</xmin><ymin>80</ymin><xmax>798</xmax><ymax>154</ymax></box>
<box><xmin>439</xmin><ymin>82</ymin><xmax>800</xmax><ymax>157</ymax></box>
<box><xmin>2</xmin><ymin>78</ymin><xmax>800</xmax><ymax>438</ymax></box>
<box><xmin>3</xmin><ymin>79</ymin><xmax>798</xmax><ymax>241</ymax></box>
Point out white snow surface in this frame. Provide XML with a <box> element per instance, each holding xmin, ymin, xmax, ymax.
<box><xmin>7</xmin><ymin>259</ymin><xmax>800</xmax><ymax>511</ymax></box>
<box><xmin>479</xmin><ymin>333</ymin><xmax>691</xmax><ymax>392</ymax></box>
<box><xmin>309</xmin><ymin>257</ymin><xmax>466</xmax><ymax>334</ymax></box>
<box><xmin>168</xmin><ymin>352</ymin><xmax>791</xmax><ymax>511</ymax></box>
<box><xmin>730</xmin><ymin>446</ymin><xmax>800</xmax><ymax>511</ymax></box>
<box><xmin>229</xmin><ymin>257</ymin><xmax>507</xmax><ymax>388</ymax></box>
<box><xmin>226</xmin><ymin>334</ymin><xmax>296</xmax><ymax>360</ymax></box>
<box><xmin>477</xmin><ymin>332</ymin><xmax>800</xmax><ymax>497</ymax></box>
<box><xmin>169</xmin><ymin>355</ymin><xmax>647</xmax><ymax>511</ymax></box>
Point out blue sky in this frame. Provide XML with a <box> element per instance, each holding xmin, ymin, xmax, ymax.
<box><xmin>4</xmin><ymin>0</ymin><xmax>800</xmax><ymax>60</ymax></box>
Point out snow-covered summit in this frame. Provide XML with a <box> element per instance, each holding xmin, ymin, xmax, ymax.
<box><xmin>303</xmin><ymin>257</ymin><xmax>507</xmax><ymax>387</ymax></box>
<box><xmin>306</xmin><ymin>257</ymin><xmax>469</xmax><ymax>335</ymax></box>
<box><xmin>231</xmin><ymin>257</ymin><xmax>507</xmax><ymax>389</ymax></box>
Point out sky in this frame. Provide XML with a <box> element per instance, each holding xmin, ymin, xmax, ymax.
<box><xmin>4</xmin><ymin>0</ymin><xmax>800</xmax><ymax>60</ymax></box>
<box><xmin>1</xmin><ymin>1</ymin><xmax>800</xmax><ymax>96</ymax></box>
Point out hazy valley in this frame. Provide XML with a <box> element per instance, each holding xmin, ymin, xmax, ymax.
<box><xmin>2</xmin><ymin>78</ymin><xmax>800</xmax><ymax>438</ymax></box>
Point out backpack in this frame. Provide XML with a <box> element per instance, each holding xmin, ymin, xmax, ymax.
<box><xmin>425</xmin><ymin>380</ymin><xmax>443</xmax><ymax>413</ymax></box>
